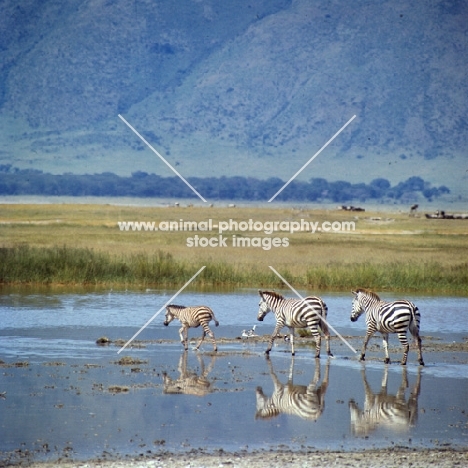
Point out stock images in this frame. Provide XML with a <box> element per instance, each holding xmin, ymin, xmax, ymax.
<box><xmin>0</xmin><ymin>2</ymin><xmax>467</xmax><ymax>467</ymax></box>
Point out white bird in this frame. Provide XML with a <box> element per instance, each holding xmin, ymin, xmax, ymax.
<box><xmin>242</xmin><ymin>325</ymin><xmax>258</xmax><ymax>338</ymax></box>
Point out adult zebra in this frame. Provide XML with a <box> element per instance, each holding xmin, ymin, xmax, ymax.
<box><xmin>164</xmin><ymin>304</ymin><xmax>219</xmax><ymax>352</ymax></box>
<box><xmin>257</xmin><ymin>290</ymin><xmax>332</xmax><ymax>357</ymax></box>
<box><xmin>350</xmin><ymin>289</ymin><xmax>424</xmax><ymax>365</ymax></box>
<box><xmin>256</xmin><ymin>357</ymin><xmax>329</xmax><ymax>421</ymax></box>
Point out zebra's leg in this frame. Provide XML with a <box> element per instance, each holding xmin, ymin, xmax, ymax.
<box><xmin>290</xmin><ymin>328</ymin><xmax>295</xmax><ymax>356</ymax></box>
<box><xmin>195</xmin><ymin>329</ymin><xmax>206</xmax><ymax>351</ymax></box>
<box><xmin>416</xmin><ymin>334</ymin><xmax>424</xmax><ymax>366</ymax></box>
<box><xmin>320</xmin><ymin>320</ymin><xmax>333</xmax><ymax>357</ymax></box>
<box><xmin>360</xmin><ymin>329</ymin><xmax>375</xmax><ymax>361</ymax></box>
<box><xmin>397</xmin><ymin>332</ymin><xmax>409</xmax><ymax>365</ymax></box>
<box><xmin>179</xmin><ymin>326</ymin><xmax>188</xmax><ymax>350</ymax></box>
<box><xmin>313</xmin><ymin>329</ymin><xmax>322</xmax><ymax>359</ymax></box>
<box><xmin>265</xmin><ymin>324</ymin><xmax>282</xmax><ymax>355</ymax></box>
<box><xmin>206</xmin><ymin>325</ymin><xmax>218</xmax><ymax>352</ymax></box>
<box><xmin>382</xmin><ymin>333</ymin><xmax>391</xmax><ymax>364</ymax></box>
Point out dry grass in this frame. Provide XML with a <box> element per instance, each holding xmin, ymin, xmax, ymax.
<box><xmin>1</xmin><ymin>203</ymin><xmax>467</xmax><ymax>293</ymax></box>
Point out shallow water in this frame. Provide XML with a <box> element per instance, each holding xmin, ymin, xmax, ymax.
<box><xmin>1</xmin><ymin>289</ymin><xmax>467</xmax><ymax>357</ymax></box>
<box><xmin>0</xmin><ymin>289</ymin><xmax>467</xmax><ymax>463</ymax></box>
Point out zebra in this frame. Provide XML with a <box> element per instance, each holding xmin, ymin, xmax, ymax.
<box><xmin>164</xmin><ymin>304</ymin><xmax>219</xmax><ymax>352</ymax></box>
<box><xmin>349</xmin><ymin>365</ymin><xmax>421</xmax><ymax>436</ymax></box>
<box><xmin>350</xmin><ymin>288</ymin><xmax>424</xmax><ymax>365</ymax></box>
<box><xmin>162</xmin><ymin>351</ymin><xmax>216</xmax><ymax>397</ymax></box>
<box><xmin>257</xmin><ymin>290</ymin><xmax>332</xmax><ymax>357</ymax></box>
<box><xmin>255</xmin><ymin>356</ymin><xmax>329</xmax><ymax>421</ymax></box>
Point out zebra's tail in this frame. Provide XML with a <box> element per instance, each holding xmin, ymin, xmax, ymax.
<box><xmin>409</xmin><ymin>304</ymin><xmax>420</xmax><ymax>341</ymax></box>
<box><xmin>319</xmin><ymin>303</ymin><xmax>330</xmax><ymax>336</ymax></box>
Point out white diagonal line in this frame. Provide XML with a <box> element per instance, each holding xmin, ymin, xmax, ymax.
<box><xmin>117</xmin><ymin>266</ymin><xmax>206</xmax><ymax>354</ymax></box>
<box><xmin>118</xmin><ymin>114</ymin><xmax>207</xmax><ymax>203</ymax></box>
<box><xmin>268</xmin><ymin>266</ymin><xmax>357</xmax><ymax>353</ymax></box>
<box><xmin>268</xmin><ymin>115</ymin><xmax>356</xmax><ymax>202</ymax></box>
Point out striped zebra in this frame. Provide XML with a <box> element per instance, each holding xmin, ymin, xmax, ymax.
<box><xmin>257</xmin><ymin>290</ymin><xmax>332</xmax><ymax>357</ymax></box>
<box><xmin>256</xmin><ymin>357</ymin><xmax>329</xmax><ymax>421</ymax></box>
<box><xmin>162</xmin><ymin>351</ymin><xmax>215</xmax><ymax>397</ymax></box>
<box><xmin>350</xmin><ymin>288</ymin><xmax>424</xmax><ymax>365</ymax></box>
<box><xmin>349</xmin><ymin>366</ymin><xmax>421</xmax><ymax>436</ymax></box>
<box><xmin>164</xmin><ymin>304</ymin><xmax>219</xmax><ymax>352</ymax></box>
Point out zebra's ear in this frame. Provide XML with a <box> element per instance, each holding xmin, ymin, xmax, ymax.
<box><xmin>258</xmin><ymin>290</ymin><xmax>264</xmax><ymax>298</ymax></box>
<box><xmin>351</xmin><ymin>290</ymin><xmax>358</xmax><ymax>296</ymax></box>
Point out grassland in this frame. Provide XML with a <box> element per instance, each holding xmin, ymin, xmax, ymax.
<box><xmin>0</xmin><ymin>202</ymin><xmax>467</xmax><ymax>294</ymax></box>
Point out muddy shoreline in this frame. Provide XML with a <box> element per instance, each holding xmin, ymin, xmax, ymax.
<box><xmin>21</xmin><ymin>448</ymin><xmax>468</xmax><ymax>468</ymax></box>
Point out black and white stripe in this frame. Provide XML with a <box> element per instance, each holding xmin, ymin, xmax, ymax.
<box><xmin>256</xmin><ymin>357</ymin><xmax>329</xmax><ymax>421</ymax></box>
<box><xmin>164</xmin><ymin>304</ymin><xmax>219</xmax><ymax>351</ymax></box>
<box><xmin>349</xmin><ymin>366</ymin><xmax>421</xmax><ymax>436</ymax></box>
<box><xmin>350</xmin><ymin>288</ymin><xmax>424</xmax><ymax>365</ymax></box>
<box><xmin>257</xmin><ymin>290</ymin><xmax>332</xmax><ymax>357</ymax></box>
<box><xmin>162</xmin><ymin>351</ymin><xmax>215</xmax><ymax>396</ymax></box>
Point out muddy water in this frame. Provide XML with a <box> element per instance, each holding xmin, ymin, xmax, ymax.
<box><xmin>0</xmin><ymin>289</ymin><xmax>467</xmax><ymax>463</ymax></box>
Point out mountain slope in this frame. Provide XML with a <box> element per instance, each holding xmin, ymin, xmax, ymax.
<box><xmin>133</xmin><ymin>0</ymin><xmax>467</xmax><ymax>157</ymax></box>
<box><xmin>0</xmin><ymin>0</ymin><xmax>466</xmax><ymax>199</ymax></box>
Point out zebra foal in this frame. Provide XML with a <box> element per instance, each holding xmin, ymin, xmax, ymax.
<box><xmin>350</xmin><ymin>288</ymin><xmax>424</xmax><ymax>365</ymax></box>
<box><xmin>257</xmin><ymin>290</ymin><xmax>332</xmax><ymax>357</ymax></box>
<box><xmin>164</xmin><ymin>304</ymin><xmax>219</xmax><ymax>352</ymax></box>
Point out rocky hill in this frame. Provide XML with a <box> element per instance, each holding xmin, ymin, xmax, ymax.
<box><xmin>1</xmin><ymin>0</ymin><xmax>467</xmax><ymax>199</ymax></box>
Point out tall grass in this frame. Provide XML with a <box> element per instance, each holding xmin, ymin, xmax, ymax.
<box><xmin>0</xmin><ymin>246</ymin><xmax>186</xmax><ymax>285</ymax></box>
<box><xmin>1</xmin><ymin>245</ymin><xmax>467</xmax><ymax>294</ymax></box>
<box><xmin>304</xmin><ymin>261</ymin><xmax>468</xmax><ymax>293</ymax></box>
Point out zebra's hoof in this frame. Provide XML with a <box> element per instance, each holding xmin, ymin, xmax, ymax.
<box><xmin>265</xmin><ymin>349</ymin><xmax>271</xmax><ymax>355</ymax></box>
<box><xmin>419</xmin><ymin>360</ymin><xmax>425</xmax><ymax>366</ymax></box>
<box><xmin>359</xmin><ymin>355</ymin><xmax>365</xmax><ymax>362</ymax></box>
<box><xmin>384</xmin><ymin>358</ymin><xmax>391</xmax><ymax>364</ymax></box>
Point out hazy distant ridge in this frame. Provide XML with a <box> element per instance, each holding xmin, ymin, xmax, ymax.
<box><xmin>0</xmin><ymin>0</ymin><xmax>466</xmax><ymax>190</ymax></box>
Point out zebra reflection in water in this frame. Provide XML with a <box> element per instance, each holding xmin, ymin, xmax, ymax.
<box><xmin>162</xmin><ymin>351</ymin><xmax>216</xmax><ymax>397</ymax></box>
<box><xmin>349</xmin><ymin>366</ymin><xmax>421</xmax><ymax>436</ymax></box>
<box><xmin>255</xmin><ymin>357</ymin><xmax>330</xmax><ymax>421</ymax></box>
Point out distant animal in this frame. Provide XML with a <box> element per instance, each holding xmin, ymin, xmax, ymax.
<box><xmin>350</xmin><ymin>289</ymin><xmax>424</xmax><ymax>365</ymax></box>
<box><xmin>339</xmin><ymin>205</ymin><xmax>365</xmax><ymax>212</ymax></box>
<box><xmin>257</xmin><ymin>290</ymin><xmax>332</xmax><ymax>357</ymax></box>
<box><xmin>164</xmin><ymin>304</ymin><xmax>219</xmax><ymax>352</ymax></box>
<box><xmin>349</xmin><ymin>366</ymin><xmax>421</xmax><ymax>436</ymax></box>
<box><xmin>255</xmin><ymin>357</ymin><xmax>329</xmax><ymax>421</ymax></box>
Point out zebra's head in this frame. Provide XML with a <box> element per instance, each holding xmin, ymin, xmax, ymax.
<box><xmin>257</xmin><ymin>291</ymin><xmax>272</xmax><ymax>321</ymax></box>
<box><xmin>164</xmin><ymin>305</ymin><xmax>177</xmax><ymax>326</ymax></box>
<box><xmin>350</xmin><ymin>290</ymin><xmax>364</xmax><ymax>322</ymax></box>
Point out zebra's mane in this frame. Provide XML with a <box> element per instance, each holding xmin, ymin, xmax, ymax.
<box><xmin>259</xmin><ymin>290</ymin><xmax>285</xmax><ymax>301</ymax></box>
<box><xmin>355</xmin><ymin>288</ymin><xmax>381</xmax><ymax>301</ymax></box>
<box><xmin>166</xmin><ymin>304</ymin><xmax>186</xmax><ymax>310</ymax></box>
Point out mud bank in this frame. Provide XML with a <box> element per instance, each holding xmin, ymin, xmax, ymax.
<box><xmin>25</xmin><ymin>448</ymin><xmax>468</xmax><ymax>468</ymax></box>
